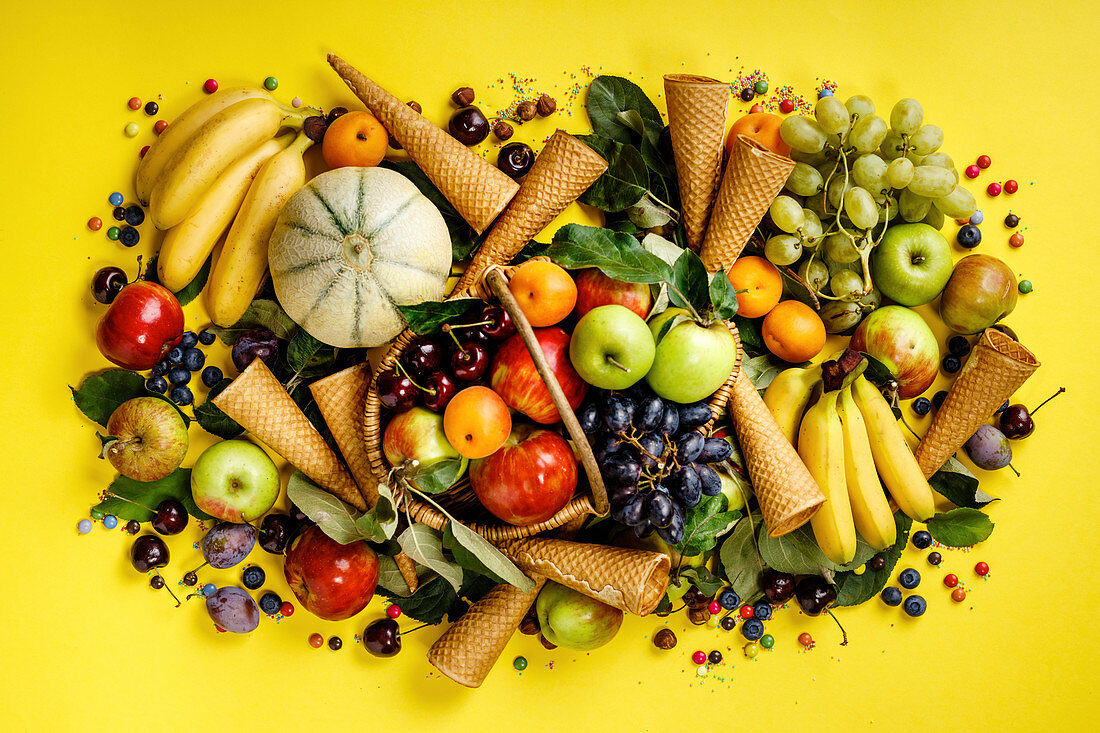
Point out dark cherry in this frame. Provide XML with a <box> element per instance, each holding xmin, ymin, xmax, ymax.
<box><xmin>130</xmin><ymin>535</ymin><xmax>169</xmax><ymax>572</ymax></box>
<box><xmin>259</xmin><ymin>513</ymin><xmax>300</xmax><ymax>554</ymax></box>
<box><xmin>451</xmin><ymin>343</ymin><xmax>490</xmax><ymax>381</ymax></box>
<box><xmin>376</xmin><ymin>370</ymin><xmax>418</xmax><ymax>411</ymax></box>
<box><xmin>497</xmin><ymin>142</ymin><xmax>535</xmax><ymax>178</ymax></box>
<box><xmin>403</xmin><ymin>337</ymin><xmax>445</xmax><ymax>376</ymax></box>
<box><xmin>420</xmin><ymin>371</ymin><xmax>457</xmax><ymax>412</ymax></box>
<box><xmin>795</xmin><ymin>576</ymin><xmax>837</xmax><ymax>616</ymax></box>
<box><xmin>761</xmin><ymin>569</ymin><xmax>796</xmax><ymax>603</ymax></box>
<box><xmin>999</xmin><ymin>405</ymin><xmax>1033</xmax><ymax>439</ymax></box>
<box><xmin>289</xmin><ymin>502</ymin><xmax>314</xmax><ymax>526</ymax></box>
<box><xmin>152</xmin><ymin>499</ymin><xmax>188</xmax><ymax>535</ymax></box>
<box><xmin>450</xmin><ymin>324</ymin><xmax>489</xmax><ymax>346</ymax></box>
<box><xmin>448</xmin><ymin>106</ymin><xmax>489</xmax><ymax>146</ymax></box>
<box><xmin>92</xmin><ymin>267</ymin><xmax>128</xmax><ymax>304</ymax></box>
<box><xmin>480</xmin><ymin>304</ymin><xmax>515</xmax><ymax>341</ymax></box>
<box><xmin>363</xmin><ymin>618</ymin><xmax>402</xmax><ymax>657</ymax></box>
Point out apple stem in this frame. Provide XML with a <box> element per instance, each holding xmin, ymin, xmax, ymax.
<box><xmin>825</xmin><ymin>608</ymin><xmax>848</xmax><ymax>646</ymax></box>
<box><xmin>155</xmin><ymin>570</ymin><xmax>182</xmax><ymax>608</ymax></box>
<box><xmin>440</xmin><ymin>324</ymin><xmax>467</xmax><ymax>356</ymax></box>
<box><xmin>1030</xmin><ymin>387</ymin><xmax>1065</xmax><ymax>415</ymax></box>
<box><xmin>605</xmin><ymin>356</ymin><xmax>631</xmax><ymax>373</ymax></box>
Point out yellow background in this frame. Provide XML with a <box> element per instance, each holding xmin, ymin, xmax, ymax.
<box><xmin>2</xmin><ymin>1</ymin><xmax>1097</xmax><ymax>729</ymax></box>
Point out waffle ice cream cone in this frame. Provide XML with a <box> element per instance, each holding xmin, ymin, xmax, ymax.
<box><xmin>663</xmin><ymin>74</ymin><xmax>728</xmax><ymax>251</ymax></box>
<box><xmin>701</xmin><ymin>134</ymin><xmax>795</xmax><ymax>272</ymax></box>
<box><xmin>455</xmin><ymin>130</ymin><xmax>607</xmax><ymax>294</ymax></box>
<box><xmin>309</xmin><ymin>364</ymin><xmax>379</xmax><ymax>508</ymax></box>
<box><xmin>427</xmin><ymin>578</ymin><xmax>546</xmax><ymax>688</ymax></box>
<box><xmin>393</xmin><ymin>551</ymin><xmax>419</xmax><ymax>594</ymax></box>
<box><xmin>327</xmin><ymin>53</ymin><xmax>518</xmax><ymax>234</ymax></box>
<box><xmin>729</xmin><ymin>369</ymin><xmax>824</xmax><ymax>537</ymax></box>
<box><xmin>915</xmin><ymin>328</ymin><xmax>1040</xmax><ymax>477</ymax></box>
<box><xmin>494</xmin><ymin>537</ymin><xmax>670</xmax><ymax>616</ymax></box>
<box><xmin>212</xmin><ymin>359</ymin><xmax>365</xmax><ymax>511</ymax></box>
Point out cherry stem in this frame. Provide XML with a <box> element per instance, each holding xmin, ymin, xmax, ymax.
<box><xmin>1030</xmin><ymin>387</ymin><xmax>1065</xmax><ymax>415</ymax></box>
<box><xmin>605</xmin><ymin>356</ymin><xmax>631</xmax><ymax>373</ymax></box>
<box><xmin>393</xmin><ymin>362</ymin><xmax>435</xmax><ymax>395</ymax></box>
<box><xmin>440</xmin><ymin>324</ymin><xmax>467</xmax><ymax>355</ymax></box>
<box><xmin>404</xmin><ymin>623</ymin><xmax>431</xmax><ymax>635</ymax></box>
<box><xmin>189</xmin><ymin>561</ymin><xmax>209</xmax><ymax>575</ymax></box>
<box><xmin>1007</xmin><ymin>462</ymin><xmax>1021</xmax><ymax>478</ymax></box>
<box><xmin>825</xmin><ymin>608</ymin><xmax>848</xmax><ymax>646</ymax></box>
<box><xmin>156</xmin><ymin>570</ymin><xmax>181</xmax><ymax>608</ymax></box>
<box><xmin>454</xmin><ymin>319</ymin><xmax>493</xmax><ymax>329</ymax></box>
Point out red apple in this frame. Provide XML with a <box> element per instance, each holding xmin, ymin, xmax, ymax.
<box><xmin>283</xmin><ymin>525</ymin><xmax>379</xmax><ymax>621</ymax></box>
<box><xmin>96</xmin><ymin>281</ymin><xmax>185</xmax><ymax>370</ymax></box>
<box><xmin>849</xmin><ymin>305</ymin><xmax>939</xmax><ymax>399</ymax></box>
<box><xmin>490</xmin><ymin>328</ymin><xmax>587</xmax><ymax>424</ymax></box>
<box><xmin>470</xmin><ymin>424</ymin><xmax>578</xmax><ymax>525</ymax></box>
<box><xmin>574</xmin><ymin>268</ymin><xmax>652</xmax><ymax>320</ymax></box>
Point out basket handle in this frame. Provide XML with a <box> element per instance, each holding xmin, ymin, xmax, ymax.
<box><xmin>483</xmin><ymin>268</ymin><xmax>609</xmax><ymax>516</ymax></box>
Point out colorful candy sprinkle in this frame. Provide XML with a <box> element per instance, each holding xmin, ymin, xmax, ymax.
<box><xmin>109</xmin><ymin>192</ymin><xmax>124</xmax><ymax>206</ymax></box>
<box><xmin>263</xmin><ymin>76</ymin><xmax>278</xmax><ymax>91</ymax></box>
<box><xmin>513</xmin><ymin>656</ymin><xmax>528</xmax><ymax>671</ymax></box>
<box><xmin>1009</xmin><ymin>232</ymin><xmax>1024</xmax><ymax>248</ymax></box>
<box><xmin>127</xmin><ymin>97</ymin><xmax>142</xmax><ymax>110</ymax></box>
<box><xmin>203</xmin><ymin>78</ymin><xmax>219</xmax><ymax>93</ymax></box>
<box><xmin>77</xmin><ymin>519</ymin><xmax>93</xmax><ymax>534</ymax></box>
<box><xmin>102</xmin><ymin>515</ymin><xmax>118</xmax><ymax>529</ymax></box>
<box><xmin>106</xmin><ymin>227</ymin><xmax>121</xmax><ymax>241</ymax></box>
<box><xmin>1004</xmin><ymin>179</ymin><xmax>1018</xmax><ymax>194</ymax></box>
<box><xmin>87</xmin><ymin>217</ymin><xmax>102</xmax><ymax>231</ymax></box>
<box><xmin>976</xmin><ymin>155</ymin><xmax>991</xmax><ymax>169</ymax></box>
<box><xmin>1018</xmin><ymin>280</ymin><xmax>1033</xmax><ymax>294</ymax></box>
<box><xmin>124</xmin><ymin>122</ymin><xmax>139</xmax><ymax>137</ymax></box>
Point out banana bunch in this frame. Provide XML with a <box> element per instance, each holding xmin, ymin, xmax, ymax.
<box><xmin>139</xmin><ymin>88</ymin><xmax>312</xmax><ymax>322</ymax></box>
<box><xmin>765</xmin><ymin>368</ymin><xmax>936</xmax><ymax>565</ymax></box>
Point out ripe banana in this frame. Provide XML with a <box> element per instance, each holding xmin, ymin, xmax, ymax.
<box><xmin>135</xmin><ymin>87</ymin><xmax>275</xmax><ymax>205</ymax></box>
<box><xmin>157</xmin><ymin>134</ymin><xmax>295</xmax><ymax>292</ymax></box>
<box><xmin>149</xmin><ymin>97</ymin><xmax>301</xmax><ymax>230</ymax></box>
<box><xmin>850</xmin><ymin>375</ymin><xmax>936</xmax><ymax>522</ymax></box>
<box><xmin>207</xmin><ymin>132</ymin><xmax>313</xmax><ymax>327</ymax></box>
<box><xmin>798</xmin><ymin>389</ymin><xmax>856</xmax><ymax>565</ymax></box>
<box><xmin>763</xmin><ymin>367</ymin><xmax>821</xmax><ymax>447</ymax></box>
<box><xmin>836</xmin><ymin>385</ymin><xmax>896</xmax><ymax>550</ymax></box>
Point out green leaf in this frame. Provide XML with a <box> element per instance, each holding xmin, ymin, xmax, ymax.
<box><xmin>407</xmin><ymin>457</ymin><xmax>465</xmax><ymax>495</ymax></box>
<box><xmin>676</xmin><ymin>494</ymin><xmax>740</xmax><ymax>558</ymax></box>
<box><xmin>740</xmin><ymin>354</ymin><xmax>784</xmax><ymax>390</ymax></box>
<box><xmin>653</xmin><ymin>312</ymin><xmax>691</xmax><ymax>347</ymax></box>
<box><xmin>395</xmin><ymin>299</ymin><xmax>482</xmax><ymax>337</ymax></box>
<box><xmin>353</xmin><ymin>483</ymin><xmax>399</xmax><ymax>543</ymax></box>
<box><xmin>777</xmin><ymin>266</ymin><xmax>820</xmax><ymax>309</ymax></box>
<box><xmin>171</xmin><ymin>256</ymin><xmax>212</xmax><ymax>307</ymax></box>
<box><xmin>286</xmin><ymin>471</ymin><xmax>365</xmax><ymax>544</ymax></box>
<box><xmin>834</xmin><ymin>512</ymin><xmax>913</xmax><ymax>606</ymax></box>
<box><xmin>548</xmin><ymin>224</ymin><xmax>673</xmax><ymax>285</ymax></box>
<box><xmin>860</xmin><ymin>353</ymin><xmax>895</xmax><ymax>388</ymax></box>
<box><xmin>93</xmin><ymin>468</ymin><xmax>213</xmax><ymax>522</ymax></box>
<box><xmin>193</xmin><ymin>378</ymin><xmax>244</xmax><ymax>439</ymax></box>
<box><xmin>756</xmin><ymin>523</ymin><xmax>836</xmax><ymax>575</ymax></box>
<box><xmin>718</xmin><ymin>517</ymin><xmax>765</xmax><ymax>604</ymax></box>
<box><xmin>576</xmin><ymin>135</ymin><xmax>648</xmax><ymax>213</ymax></box>
<box><xmin>668</xmin><ymin>249</ymin><xmax>710</xmax><ymax>315</ymax></box>
<box><xmin>70</xmin><ymin>369</ymin><xmax>189</xmax><ymax>427</ymax></box>
<box><xmin>286</xmin><ymin>328</ymin><xmax>336</xmax><ymax>377</ymax></box>
<box><xmin>397</xmin><ymin>525</ymin><xmax>464</xmax><ymax>592</ymax></box>
<box><xmin>676</xmin><ymin>566</ymin><xmax>725</xmax><ymax>597</ymax></box>
<box><xmin>586</xmin><ymin>75</ymin><xmax>664</xmax><ymax>150</ymax></box>
<box><xmin>927</xmin><ymin>507</ymin><xmax>994</xmax><ymax>547</ymax></box>
<box><xmin>210</xmin><ymin>298</ymin><xmax>298</xmax><ymax>344</ymax></box>
<box><xmin>443</xmin><ymin>523</ymin><xmax>535</xmax><ymax>592</ymax></box>
<box><xmin>734</xmin><ymin>315</ymin><xmax>765</xmax><ymax>356</ymax></box>
<box><xmin>929</xmin><ymin>456</ymin><xmax>996</xmax><ymax>509</ymax></box>
<box><xmin>709</xmin><ymin>268</ymin><xmax>741</xmax><ymax>321</ymax></box>
<box><xmin>376</xmin><ymin>554</ymin><xmax>415</xmax><ymax>597</ymax></box>
<box><xmin>377</xmin><ymin>574</ymin><xmax>456</xmax><ymax>625</ymax></box>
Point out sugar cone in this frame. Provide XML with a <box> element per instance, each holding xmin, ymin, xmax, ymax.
<box><xmin>729</xmin><ymin>369</ymin><xmax>824</xmax><ymax>537</ymax></box>
<box><xmin>701</xmin><ymin>134</ymin><xmax>795</xmax><ymax>272</ymax></box>
<box><xmin>393</xmin><ymin>551</ymin><xmax>419</xmax><ymax>594</ymax></box>
<box><xmin>494</xmin><ymin>537</ymin><xmax>670</xmax><ymax>616</ymax></box>
<box><xmin>212</xmin><ymin>360</ymin><xmax>365</xmax><ymax>511</ymax></box>
<box><xmin>663</xmin><ymin>74</ymin><xmax>728</xmax><ymax>251</ymax></box>
<box><xmin>309</xmin><ymin>364</ymin><xmax>379</xmax><ymax>509</ymax></box>
<box><xmin>327</xmin><ymin>53</ymin><xmax>518</xmax><ymax>233</ymax></box>
<box><xmin>455</xmin><ymin>130</ymin><xmax>607</xmax><ymax>294</ymax></box>
<box><xmin>915</xmin><ymin>329</ymin><xmax>1039</xmax><ymax>477</ymax></box>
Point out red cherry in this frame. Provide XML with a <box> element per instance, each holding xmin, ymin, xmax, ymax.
<box><xmin>691</xmin><ymin>650</ymin><xmax>706</xmax><ymax>665</ymax></box>
<box><xmin>451</xmin><ymin>342</ymin><xmax>490</xmax><ymax>382</ymax></box>
<box><xmin>1004</xmin><ymin>179</ymin><xmax>1018</xmax><ymax>194</ymax></box>
<box><xmin>943</xmin><ymin>574</ymin><xmax>959</xmax><ymax>588</ymax></box>
<box><xmin>975</xmin><ymin>561</ymin><xmax>990</xmax><ymax>576</ymax></box>
<box><xmin>387</xmin><ymin>604</ymin><xmax>402</xmax><ymax>619</ymax></box>
<box><xmin>976</xmin><ymin>155</ymin><xmax>991</xmax><ymax>169</ymax></box>
<box><xmin>377</xmin><ymin>370</ymin><xmax>418</xmax><ymax>411</ymax></box>
<box><xmin>779</xmin><ymin>99</ymin><xmax>795</xmax><ymax>114</ymax></box>
<box><xmin>986</xmin><ymin>182</ymin><xmax>1002</xmax><ymax>196</ymax></box>
<box><xmin>965</xmin><ymin>164</ymin><xmax>980</xmax><ymax>179</ymax></box>
<box><xmin>420</xmin><ymin>371</ymin><xmax>457</xmax><ymax>412</ymax></box>
<box><xmin>739</xmin><ymin>605</ymin><xmax>755</xmax><ymax>619</ymax></box>
<box><xmin>481</xmin><ymin>304</ymin><xmax>516</xmax><ymax>341</ymax></box>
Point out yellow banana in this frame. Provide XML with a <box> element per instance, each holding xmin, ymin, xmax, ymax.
<box><xmin>135</xmin><ymin>87</ymin><xmax>275</xmax><ymax>205</ymax></box>
<box><xmin>798</xmin><ymin>389</ymin><xmax>856</xmax><ymax>565</ymax></box>
<box><xmin>850</xmin><ymin>375</ymin><xmax>936</xmax><ymax>522</ymax></box>
<box><xmin>763</xmin><ymin>367</ymin><xmax>822</xmax><ymax>447</ymax></box>
<box><xmin>207</xmin><ymin>132</ymin><xmax>313</xmax><ymax>327</ymax></box>
<box><xmin>157</xmin><ymin>134</ymin><xmax>295</xmax><ymax>292</ymax></box>
<box><xmin>149</xmin><ymin>98</ymin><xmax>301</xmax><ymax>230</ymax></box>
<box><xmin>836</xmin><ymin>385</ymin><xmax>896</xmax><ymax>550</ymax></box>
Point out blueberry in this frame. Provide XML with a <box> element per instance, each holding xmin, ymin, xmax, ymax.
<box><xmin>241</xmin><ymin>565</ymin><xmax>265</xmax><ymax>590</ymax></box>
<box><xmin>119</xmin><ymin>226</ymin><xmax>140</xmax><ymax>247</ymax></box>
<box><xmin>956</xmin><ymin>224</ymin><xmax>981</xmax><ymax>249</ymax></box>
<box><xmin>903</xmin><ymin>595</ymin><xmax>927</xmax><ymax>617</ymax></box>
<box><xmin>182</xmin><ymin>348</ymin><xmax>205</xmax><ymax>371</ymax></box>
<box><xmin>932</xmin><ymin>390</ymin><xmax>949</xmax><ymax>409</ymax></box>
<box><xmin>179</xmin><ymin>331</ymin><xmax>199</xmax><ymax>349</ymax></box>
<box><xmin>898</xmin><ymin>568</ymin><xmax>921</xmax><ymax>589</ymax></box>
<box><xmin>948</xmin><ymin>336</ymin><xmax>971</xmax><ymax>357</ymax></box>
<box><xmin>167</xmin><ymin>347</ymin><xmax>184</xmax><ymax>364</ymax></box>
<box><xmin>741</xmin><ymin>618</ymin><xmax>764</xmax><ymax>640</ymax></box>
<box><xmin>146</xmin><ymin>376</ymin><xmax>168</xmax><ymax>393</ymax></box>
<box><xmin>112</xmin><ymin>205</ymin><xmax>127</xmax><ymax>221</ymax></box>
<box><xmin>259</xmin><ymin>592</ymin><xmax>282</xmax><ymax>615</ymax></box>
<box><xmin>912</xmin><ymin>397</ymin><xmax>932</xmax><ymax>416</ymax></box>
<box><xmin>942</xmin><ymin>355</ymin><xmax>961</xmax><ymax>374</ymax></box>
<box><xmin>169</xmin><ymin>385</ymin><xmax>193</xmax><ymax>406</ymax></box>
<box><xmin>201</xmin><ymin>366</ymin><xmax>224</xmax><ymax>388</ymax></box>
<box><xmin>911</xmin><ymin>530</ymin><xmax>933</xmax><ymax>549</ymax></box>
<box><xmin>198</xmin><ymin>329</ymin><xmax>217</xmax><ymax>346</ymax></box>
<box><xmin>151</xmin><ymin>360</ymin><xmax>169</xmax><ymax>377</ymax></box>
<box><xmin>123</xmin><ymin>205</ymin><xmax>145</xmax><ymax>226</ymax></box>
<box><xmin>718</xmin><ymin>588</ymin><xmax>740</xmax><ymax>610</ymax></box>
<box><xmin>752</xmin><ymin>602</ymin><xmax>773</xmax><ymax>621</ymax></box>
<box><xmin>880</xmin><ymin>587</ymin><xmax>903</xmax><ymax>606</ymax></box>
<box><xmin>168</xmin><ymin>366</ymin><xmax>191</xmax><ymax>385</ymax></box>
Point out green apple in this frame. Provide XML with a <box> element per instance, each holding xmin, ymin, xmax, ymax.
<box><xmin>382</xmin><ymin>406</ymin><xmax>468</xmax><ymax>488</ymax></box>
<box><xmin>939</xmin><ymin>254</ymin><xmax>1018</xmax><ymax>334</ymax></box>
<box><xmin>191</xmin><ymin>440</ymin><xmax>280</xmax><ymax>522</ymax></box>
<box><xmin>871</xmin><ymin>223</ymin><xmax>952</xmax><ymax>306</ymax></box>
<box><xmin>536</xmin><ymin>581</ymin><xmax>623</xmax><ymax>651</ymax></box>
<box><xmin>644</xmin><ymin>308</ymin><xmax>737</xmax><ymax>404</ymax></box>
<box><xmin>569</xmin><ymin>304</ymin><xmax>655</xmax><ymax>390</ymax></box>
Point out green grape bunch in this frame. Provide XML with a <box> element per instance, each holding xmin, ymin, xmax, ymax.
<box><xmin>760</xmin><ymin>96</ymin><xmax>977</xmax><ymax>332</ymax></box>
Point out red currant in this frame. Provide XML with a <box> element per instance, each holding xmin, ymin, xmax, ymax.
<box><xmin>309</xmin><ymin>633</ymin><xmax>324</xmax><ymax>648</ymax></box>
<box><xmin>975</xmin><ymin>561</ymin><xmax>990</xmax><ymax>576</ymax></box>
<box><xmin>387</xmin><ymin>604</ymin><xmax>402</xmax><ymax>619</ymax></box>
<box><xmin>280</xmin><ymin>602</ymin><xmax>294</xmax><ymax>616</ymax></box>
<box><xmin>976</xmin><ymin>155</ymin><xmax>991</xmax><ymax>169</ymax></box>
<box><xmin>987</xmin><ymin>182</ymin><xmax>1002</xmax><ymax>196</ymax></box>
<box><xmin>779</xmin><ymin>99</ymin><xmax>795</xmax><ymax>114</ymax></box>
<box><xmin>965</xmin><ymin>164</ymin><xmax>980</xmax><ymax>179</ymax></box>
<box><xmin>944</xmin><ymin>574</ymin><xmax>959</xmax><ymax>588</ymax></box>
<box><xmin>951</xmin><ymin>588</ymin><xmax>966</xmax><ymax>603</ymax></box>
<box><xmin>1004</xmin><ymin>179</ymin><xmax>1018</xmax><ymax>194</ymax></box>
<box><xmin>691</xmin><ymin>650</ymin><xmax>707</xmax><ymax>665</ymax></box>
<box><xmin>798</xmin><ymin>632</ymin><xmax>813</xmax><ymax>647</ymax></box>
<box><xmin>739</xmin><ymin>605</ymin><xmax>755</xmax><ymax>619</ymax></box>
<box><xmin>707</xmin><ymin>601</ymin><xmax>721</xmax><ymax>615</ymax></box>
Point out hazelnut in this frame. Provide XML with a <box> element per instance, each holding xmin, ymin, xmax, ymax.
<box><xmin>688</xmin><ymin>606</ymin><xmax>710</xmax><ymax>625</ymax></box>
<box><xmin>536</xmin><ymin>94</ymin><xmax>557</xmax><ymax>116</ymax></box>
<box><xmin>407</xmin><ymin>100</ymin><xmax>423</xmax><ymax>114</ymax></box>
<box><xmin>653</xmin><ymin>628</ymin><xmax>677</xmax><ymax>650</ymax></box>
<box><xmin>325</xmin><ymin>106</ymin><xmax>348</xmax><ymax>124</ymax></box>
<box><xmin>518</xmin><ymin>613</ymin><xmax>540</xmax><ymax>636</ymax></box>
<box><xmin>516</xmin><ymin>100</ymin><xmax>537</xmax><ymax>121</ymax></box>
<box><xmin>451</xmin><ymin>87</ymin><xmax>475</xmax><ymax>106</ymax></box>
<box><xmin>492</xmin><ymin>120</ymin><xmax>514</xmax><ymax>140</ymax></box>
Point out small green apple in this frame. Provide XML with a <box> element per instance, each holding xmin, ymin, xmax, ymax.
<box><xmin>536</xmin><ymin>581</ymin><xmax>623</xmax><ymax>651</ymax></box>
<box><xmin>569</xmin><ymin>304</ymin><xmax>655</xmax><ymax>390</ymax></box>
<box><xmin>191</xmin><ymin>440</ymin><xmax>280</xmax><ymax>522</ymax></box>
<box><xmin>645</xmin><ymin>308</ymin><xmax>737</xmax><ymax>404</ymax></box>
<box><xmin>871</xmin><ymin>223</ymin><xmax>953</xmax><ymax>306</ymax></box>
